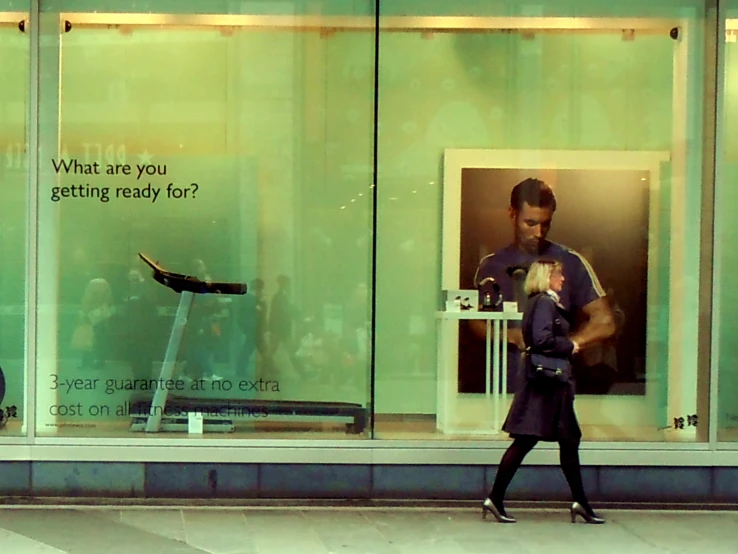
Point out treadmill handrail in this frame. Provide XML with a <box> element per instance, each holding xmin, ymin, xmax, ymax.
<box><xmin>139</xmin><ymin>252</ymin><xmax>247</xmax><ymax>295</ymax></box>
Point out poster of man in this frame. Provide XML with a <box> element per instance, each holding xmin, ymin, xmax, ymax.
<box><xmin>456</xmin><ymin>168</ymin><xmax>647</xmax><ymax>396</ymax></box>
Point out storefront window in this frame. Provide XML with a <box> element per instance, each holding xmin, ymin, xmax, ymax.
<box><xmin>35</xmin><ymin>0</ymin><xmax>376</xmax><ymax>438</ymax></box>
<box><xmin>0</xmin><ymin>1</ymin><xmax>29</xmax><ymax>437</ymax></box>
<box><xmin>24</xmin><ymin>0</ymin><xmax>721</xmax><ymax>446</ymax></box>
<box><xmin>373</xmin><ymin>0</ymin><xmax>714</xmax><ymax>442</ymax></box>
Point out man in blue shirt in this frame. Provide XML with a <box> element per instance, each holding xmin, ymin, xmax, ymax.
<box><xmin>470</xmin><ymin>178</ymin><xmax>616</xmax><ymax>390</ymax></box>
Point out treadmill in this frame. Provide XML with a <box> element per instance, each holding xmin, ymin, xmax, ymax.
<box><xmin>129</xmin><ymin>253</ymin><xmax>367</xmax><ymax>434</ymax></box>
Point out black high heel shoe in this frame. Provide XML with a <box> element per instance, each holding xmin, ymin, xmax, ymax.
<box><xmin>570</xmin><ymin>502</ymin><xmax>605</xmax><ymax>524</ymax></box>
<box><xmin>482</xmin><ymin>498</ymin><xmax>516</xmax><ymax>523</ymax></box>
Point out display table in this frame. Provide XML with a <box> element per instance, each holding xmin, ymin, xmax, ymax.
<box><xmin>436</xmin><ymin>310</ymin><xmax>523</xmax><ymax>435</ymax></box>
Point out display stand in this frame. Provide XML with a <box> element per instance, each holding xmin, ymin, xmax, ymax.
<box><xmin>436</xmin><ymin>310</ymin><xmax>522</xmax><ymax>435</ymax></box>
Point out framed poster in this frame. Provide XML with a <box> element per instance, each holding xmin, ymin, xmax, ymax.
<box><xmin>442</xmin><ymin>150</ymin><xmax>669</xmax><ymax>399</ymax></box>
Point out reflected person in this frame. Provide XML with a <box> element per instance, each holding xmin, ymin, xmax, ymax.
<box><xmin>236</xmin><ymin>278</ymin><xmax>270</xmax><ymax>380</ymax></box>
<box><xmin>75</xmin><ymin>277</ymin><xmax>114</xmax><ymax>369</ymax></box>
<box><xmin>182</xmin><ymin>258</ymin><xmax>222</xmax><ymax>381</ymax></box>
<box><xmin>471</xmin><ymin>178</ymin><xmax>616</xmax><ymax>391</ymax></box>
<box><xmin>268</xmin><ymin>275</ymin><xmax>302</xmax><ymax>376</ymax></box>
<box><xmin>482</xmin><ymin>260</ymin><xmax>604</xmax><ymax>524</ymax></box>
<box><xmin>121</xmin><ymin>268</ymin><xmax>157</xmax><ymax>380</ymax></box>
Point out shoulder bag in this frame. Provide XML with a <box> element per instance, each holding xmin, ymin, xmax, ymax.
<box><xmin>522</xmin><ymin>294</ymin><xmax>571</xmax><ymax>387</ymax></box>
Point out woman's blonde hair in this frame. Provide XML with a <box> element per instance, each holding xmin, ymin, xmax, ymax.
<box><xmin>524</xmin><ymin>259</ymin><xmax>563</xmax><ymax>296</ymax></box>
<box><xmin>81</xmin><ymin>278</ymin><xmax>112</xmax><ymax>312</ymax></box>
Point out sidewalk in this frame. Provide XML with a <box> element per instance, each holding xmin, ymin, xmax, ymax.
<box><xmin>0</xmin><ymin>504</ymin><xmax>735</xmax><ymax>553</ymax></box>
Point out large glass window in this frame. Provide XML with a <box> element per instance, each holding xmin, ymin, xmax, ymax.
<box><xmin>373</xmin><ymin>0</ymin><xmax>715</xmax><ymax>442</ymax></box>
<box><xmin>25</xmin><ymin>0</ymin><xmax>721</xmax><ymax>447</ymax></box>
<box><xmin>35</xmin><ymin>0</ymin><xmax>375</xmax><ymax>439</ymax></box>
<box><xmin>0</xmin><ymin>1</ymin><xmax>29</xmax><ymax>437</ymax></box>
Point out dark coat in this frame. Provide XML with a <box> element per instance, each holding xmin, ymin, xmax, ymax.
<box><xmin>502</xmin><ymin>292</ymin><xmax>582</xmax><ymax>442</ymax></box>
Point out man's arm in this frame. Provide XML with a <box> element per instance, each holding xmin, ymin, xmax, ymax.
<box><xmin>569</xmin><ymin>297</ymin><xmax>616</xmax><ymax>350</ymax></box>
<box><xmin>469</xmin><ymin>319</ymin><xmax>525</xmax><ymax>350</ymax></box>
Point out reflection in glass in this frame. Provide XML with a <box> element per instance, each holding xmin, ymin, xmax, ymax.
<box><xmin>36</xmin><ymin>3</ymin><xmax>375</xmax><ymax>438</ymax></box>
<box><xmin>374</xmin><ymin>6</ymin><xmax>709</xmax><ymax>442</ymax></box>
<box><xmin>0</xmin><ymin>5</ymin><xmax>29</xmax><ymax>435</ymax></box>
<box><xmin>718</xmin><ymin>15</ymin><xmax>738</xmax><ymax>442</ymax></box>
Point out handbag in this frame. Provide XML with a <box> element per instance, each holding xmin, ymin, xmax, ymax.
<box><xmin>523</xmin><ymin>350</ymin><xmax>571</xmax><ymax>385</ymax></box>
<box><xmin>522</xmin><ymin>295</ymin><xmax>571</xmax><ymax>387</ymax></box>
<box><xmin>71</xmin><ymin>322</ymin><xmax>94</xmax><ymax>351</ymax></box>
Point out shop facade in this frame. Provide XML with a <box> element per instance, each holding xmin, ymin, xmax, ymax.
<box><xmin>0</xmin><ymin>0</ymin><xmax>737</xmax><ymax>502</ymax></box>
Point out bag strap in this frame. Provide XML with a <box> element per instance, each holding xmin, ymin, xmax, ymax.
<box><xmin>522</xmin><ymin>293</ymin><xmax>545</xmax><ymax>353</ymax></box>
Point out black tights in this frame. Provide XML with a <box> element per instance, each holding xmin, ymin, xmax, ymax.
<box><xmin>489</xmin><ymin>436</ymin><xmax>591</xmax><ymax>512</ymax></box>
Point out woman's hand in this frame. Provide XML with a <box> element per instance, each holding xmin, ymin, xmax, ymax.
<box><xmin>571</xmin><ymin>340</ymin><xmax>580</xmax><ymax>355</ymax></box>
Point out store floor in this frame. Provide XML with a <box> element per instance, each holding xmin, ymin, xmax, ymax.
<box><xmin>0</xmin><ymin>504</ymin><xmax>735</xmax><ymax>553</ymax></box>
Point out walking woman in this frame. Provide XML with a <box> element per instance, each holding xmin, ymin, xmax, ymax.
<box><xmin>482</xmin><ymin>259</ymin><xmax>604</xmax><ymax>524</ymax></box>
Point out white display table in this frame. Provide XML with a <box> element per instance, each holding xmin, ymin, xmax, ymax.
<box><xmin>436</xmin><ymin>310</ymin><xmax>523</xmax><ymax>435</ymax></box>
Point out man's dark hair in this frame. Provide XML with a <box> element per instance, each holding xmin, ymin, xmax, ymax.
<box><xmin>509</xmin><ymin>178</ymin><xmax>557</xmax><ymax>212</ymax></box>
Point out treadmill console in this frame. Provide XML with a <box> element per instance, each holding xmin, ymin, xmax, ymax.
<box><xmin>138</xmin><ymin>253</ymin><xmax>247</xmax><ymax>295</ymax></box>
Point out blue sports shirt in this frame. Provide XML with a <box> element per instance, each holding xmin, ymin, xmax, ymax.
<box><xmin>473</xmin><ymin>240</ymin><xmax>605</xmax><ymax>322</ymax></box>
<box><xmin>472</xmin><ymin>240</ymin><xmax>605</xmax><ymax>391</ymax></box>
